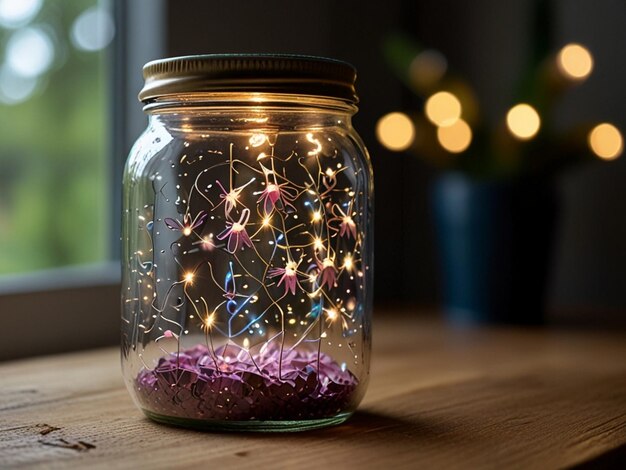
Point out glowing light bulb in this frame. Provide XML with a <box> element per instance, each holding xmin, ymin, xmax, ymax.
<box><xmin>262</xmin><ymin>216</ymin><xmax>271</xmax><ymax>227</ymax></box>
<box><xmin>249</xmin><ymin>133</ymin><xmax>266</xmax><ymax>147</ymax></box>
<box><xmin>588</xmin><ymin>123</ymin><xmax>623</xmax><ymax>160</ymax></box>
<box><xmin>506</xmin><ymin>104</ymin><xmax>541</xmax><ymax>140</ymax></box>
<box><xmin>425</xmin><ymin>91</ymin><xmax>462</xmax><ymax>127</ymax></box>
<box><xmin>437</xmin><ymin>118</ymin><xmax>472</xmax><ymax>153</ymax></box>
<box><xmin>312</xmin><ymin>211</ymin><xmax>322</xmax><ymax>222</ymax></box>
<box><xmin>326</xmin><ymin>308</ymin><xmax>338</xmax><ymax>321</ymax></box>
<box><xmin>182</xmin><ymin>226</ymin><xmax>192</xmax><ymax>236</ymax></box>
<box><xmin>285</xmin><ymin>261</ymin><xmax>298</xmax><ymax>275</ymax></box>
<box><xmin>343</xmin><ymin>254</ymin><xmax>353</xmax><ymax>271</ymax></box>
<box><xmin>375</xmin><ymin>112</ymin><xmax>415</xmax><ymax>152</ymax></box>
<box><xmin>201</xmin><ymin>235</ymin><xmax>214</xmax><ymax>251</ymax></box>
<box><xmin>183</xmin><ymin>272</ymin><xmax>194</xmax><ymax>284</ymax></box>
<box><xmin>243</xmin><ymin>337</ymin><xmax>250</xmax><ymax>349</ymax></box>
<box><xmin>557</xmin><ymin>43</ymin><xmax>593</xmax><ymax>81</ymax></box>
<box><xmin>314</xmin><ymin>237</ymin><xmax>324</xmax><ymax>251</ymax></box>
<box><xmin>204</xmin><ymin>312</ymin><xmax>215</xmax><ymax>330</ymax></box>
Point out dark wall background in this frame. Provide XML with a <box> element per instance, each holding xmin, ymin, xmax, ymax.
<box><xmin>164</xmin><ymin>0</ymin><xmax>626</xmax><ymax>314</ymax></box>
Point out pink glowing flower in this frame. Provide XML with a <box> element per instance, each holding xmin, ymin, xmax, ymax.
<box><xmin>255</xmin><ymin>168</ymin><xmax>297</xmax><ymax>214</ymax></box>
<box><xmin>317</xmin><ymin>257</ymin><xmax>337</xmax><ymax>289</ymax></box>
<box><xmin>329</xmin><ymin>203</ymin><xmax>357</xmax><ymax>239</ymax></box>
<box><xmin>257</xmin><ymin>183</ymin><xmax>281</xmax><ymax>214</ymax></box>
<box><xmin>321</xmin><ymin>169</ymin><xmax>337</xmax><ymax>197</ymax></box>
<box><xmin>215</xmin><ymin>178</ymin><xmax>255</xmax><ymax>216</ymax></box>
<box><xmin>164</xmin><ymin>211</ymin><xmax>207</xmax><ymax>236</ymax></box>
<box><xmin>199</xmin><ymin>234</ymin><xmax>215</xmax><ymax>251</ymax></box>
<box><xmin>268</xmin><ymin>260</ymin><xmax>299</xmax><ymax>295</ymax></box>
<box><xmin>192</xmin><ymin>233</ymin><xmax>216</xmax><ymax>252</ymax></box>
<box><xmin>159</xmin><ymin>329</ymin><xmax>179</xmax><ymax>341</ymax></box>
<box><xmin>323</xmin><ymin>300</ymin><xmax>355</xmax><ymax>334</ymax></box>
<box><xmin>217</xmin><ymin>208</ymin><xmax>253</xmax><ymax>253</ymax></box>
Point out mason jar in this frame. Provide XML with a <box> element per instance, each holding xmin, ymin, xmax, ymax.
<box><xmin>121</xmin><ymin>54</ymin><xmax>373</xmax><ymax>431</ymax></box>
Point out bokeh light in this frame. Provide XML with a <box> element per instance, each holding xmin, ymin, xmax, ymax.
<box><xmin>425</xmin><ymin>91</ymin><xmax>461</xmax><ymax>127</ymax></box>
<box><xmin>437</xmin><ymin>118</ymin><xmax>472</xmax><ymax>153</ymax></box>
<box><xmin>588</xmin><ymin>123</ymin><xmax>623</xmax><ymax>160</ymax></box>
<box><xmin>71</xmin><ymin>6</ymin><xmax>115</xmax><ymax>52</ymax></box>
<box><xmin>376</xmin><ymin>112</ymin><xmax>415</xmax><ymax>151</ymax></box>
<box><xmin>409</xmin><ymin>49</ymin><xmax>447</xmax><ymax>90</ymax></box>
<box><xmin>6</xmin><ymin>26</ymin><xmax>54</xmax><ymax>77</ymax></box>
<box><xmin>506</xmin><ymin>104</ymin><xmax>541</xmax><ymax>140</ymax></box>
<box><xmin>0</xmin><ymin>0</ymin><xmax>42</xmax><ymax>28</ymax></box>
<box><xmin>0</xmin><ymin>65</ymin><xmax>38</xmax><ymax>104</ymax></box>
<box><xmin>557</xmin><ymin>43</ymin><xmax>593</xmax><ymax>81</ymax></box>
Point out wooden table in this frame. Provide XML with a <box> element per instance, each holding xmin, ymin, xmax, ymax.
<box><xmin>2</xmin><ymin>311</ymin><xmax>626</xmax><ymax>469</ymax></box>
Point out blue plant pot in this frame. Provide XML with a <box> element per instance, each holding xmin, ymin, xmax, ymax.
<box><xmin>431</xmin><ymin>172</ymin><xmax>559</xmax><ymax>326</ymax></box>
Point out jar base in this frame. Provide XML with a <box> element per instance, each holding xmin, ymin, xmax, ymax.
<box><xmin>142</xmin><ymin>409</ymin><xmax>352</xmax><ymax>432</ymax></box>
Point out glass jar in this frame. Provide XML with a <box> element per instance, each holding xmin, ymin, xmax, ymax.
<box><xmin>121</xmin><ymin>55</ymin><xmax>373</xmax><ymax>431</ymax></box>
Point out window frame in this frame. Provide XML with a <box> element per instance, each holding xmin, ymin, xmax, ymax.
<box><xmin>0</xmin><ymin>0</ymin><xmax>165</xmax><ymax>361</ymax></box>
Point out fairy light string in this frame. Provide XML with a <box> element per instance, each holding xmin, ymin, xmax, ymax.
<box><xmin>127</xmin><ymin>128</ymin><xmax>367</xmax><ymax>386</ymax></box>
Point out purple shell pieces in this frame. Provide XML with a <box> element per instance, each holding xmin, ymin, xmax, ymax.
<box><xmin>135</xmin><ymin>343</ymin><xmax>358</xmax><ymax>422</ymax></box>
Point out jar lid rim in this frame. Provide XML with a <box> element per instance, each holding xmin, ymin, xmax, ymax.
<box><xmin>139</xmin><ymin>54</ymin><xmax>358</xmax><ymax>104</ymax></box>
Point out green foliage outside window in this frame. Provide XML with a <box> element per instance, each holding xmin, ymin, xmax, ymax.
<box><xmin>0</xmin><ymin>0</ymin><xmax>112</xmax><ymax>274</ymax></box>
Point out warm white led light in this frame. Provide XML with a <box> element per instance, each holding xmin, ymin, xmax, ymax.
<box><xmin>589</xmin><ymin>123</ymin><xmax>623</xmax><ymax>160</ymax></box>
<box><xmin>506</xmin><ymin>104</ymin><xmax>541</xmax><ymax>140</ymax></box>
<box><xmin>376</xmin><ymin>112</ymin><xmax>415</xmax><ymax>151</ymax></box>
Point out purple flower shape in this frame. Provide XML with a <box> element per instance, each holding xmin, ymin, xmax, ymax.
<box><xmin>164</xmin><ymin>211</ymin><xmax>207</xmax><ymax>237</ymax></box>
<box><xmin>330</xmin><ymin>203</ymin><xmax>357</xmax><ymax>240</ymax></box>
<box><xmin>217</xmin><ymin>208</ymin><xmax>253</xmax><ymax>253</ymax></box>
<box><xmin>268</xmin><ymin>260</ymin><xmax>299</xmax><ymax>295</ymax></box>
<box><xmin>317</xmin><ymin>257</ymin><xmax>337</xmax><ymax>289</ymax></box>
<box><xmin>215</xmin><ymin>179</ymin><xmax>255</xmax><ymax>217</ymax></box>
<box><xmin>255</xmin><ymin>180</ymin><xmax>297</xmax><ymax>215</ymax></box>
<box><xmin>257</xmin><ymin>183</ymin><xmax>282</xmax><ymax>214</ymax></box>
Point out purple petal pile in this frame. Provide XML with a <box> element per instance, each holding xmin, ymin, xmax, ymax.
<box><xmin>135</xmin><ymin>343</ymin><xmax>358</xmax><ymax>421</ymax></box>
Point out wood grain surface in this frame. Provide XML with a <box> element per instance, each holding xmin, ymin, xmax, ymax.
<box><xmin>2</xmin><ymin>311</ymin><xmax>626</xmax><ymax>469</ymax></box>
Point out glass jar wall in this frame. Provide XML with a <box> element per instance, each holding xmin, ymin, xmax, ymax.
<box><xmin>121</xmin><ymin>55</ymin><xmax>373</xmax><ymax>431</ymax></box>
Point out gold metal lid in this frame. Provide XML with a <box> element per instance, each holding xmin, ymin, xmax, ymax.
<box><xmin>139</xmin><ymin>54</ymin><xmax>358</xmax><ymax>104</ymax></box>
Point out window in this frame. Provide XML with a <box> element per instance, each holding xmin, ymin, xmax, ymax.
<box><xmin>0</xmin><ymin>0</ymin><xmax>165</xmax><ymax>360</ymax></box>
<box><xmin>0</xmin><ymin>0</ymin><xmax>113</xmax><ymax>274</ymax></box>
